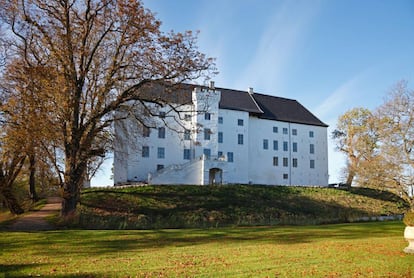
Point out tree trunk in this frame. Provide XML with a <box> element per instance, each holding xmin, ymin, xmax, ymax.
<box><xmin>29</xmin><ymin>154</ymin><xmax>38</xmax><ymax>202</ymax></box>
<box><xmin>1</xmin><ymin>186</ymin><xmax>24</xmax><ymax>215</ymax></box>
<box><xmin>346</xmin><ymin>170</ymin><xmax>355</xmax><ymax>186</ymax></box>
<box><xmin>61</xmin><ymin>156</ymin><xmax>87</xmax><ymax>216</ymax></box>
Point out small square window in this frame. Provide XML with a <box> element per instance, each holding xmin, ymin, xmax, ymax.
<box><xmin>238</xmin><ymin>134</ymin><xmax>243</xmax><ymax>145</ymax></box>
<box><xmin>273</xmin><ymin>140</ymin><xmax>279</xmax><ymax>151</ymax></box>
<box><xmin>283</xmin><ymin>128</ymin><xmax>288</xmax><ymax>134</ymax></box>
<box><xmin>158</xmin><ymin>127</ymin><xmax>165</xmax><ymax>139</ymax></box>
<box><xmin>143</xmin><ymin>126</ymin><xmax>150</xmax><ymax>137</ymax></box>
<box><xmin>227</xmin><ymin>152</ymin><xmax>234</xmax><ymax>162</ymax></box>
<box><xmin>184</xmin><ymin>129</ymin><xmax>191</xmax><ymax>140</ymax></box>
<box><xmin>283</xmin><ymin>173</ymin><xmax>289</xmax><ymax>180</ymax></box>
<box><xmin>293</xmin><ymin>158</ymin><xmax>298</xmax><ymax>168</ymax></box>
<box><xmin>142</xmin><ymin>146</ymin><xmax>149</xmax><ymax>157</ymax></box>
<box><xmin>218</xmin><ymin>116</ymin><xmax>223</xmax><ymax>124</ymax></box>
<box><xmin>218</xmin><ymin>132</ymin><xmax>223</xmax><ymax>143</ymax></box>
<box><xmin>273</xmin><ymin>156</ymin><xmax>279</xmax><ymax>166</ymax></box>
<box><xmin>204</xmin><ymin>128</ymin><xmax>211</xmax><ymax>140</ymax></box>
<box><xmin>310</xmin><ymin>159</ymin><xmax>315</xmax><ymax>169</ymax></box>
<box><xmin>183</xmin><ymin>149</ymin><xmax>191</xmax><ymax>160</ymax></box>
<box><xmin>292</xmin><ymin>129</ymin><xmax>297</xmax><ymax>136</ymax></box>
<box><xmin>273</xmin><ymin>126</ymin><xmax>278</xmax><ymax>133</ymax></box>
<box><xmin>205</xmin><ymin>113</ymin><xmax>211</xmax><ymax>120</ymax></box>
<box><xmin>203</xmin><ymin>148</ymin><xmax>211</xmax><ymax>159</ymax></box>
<box><xmin>218</xmin><ymin>151</ymin><xmax>223</xmax><ymax>157</ymax></box>
<box><xmin>159</xmin><ymin>111</ymin><xmax>166</xmax><ymax>118</ymax></box>
<box><xmin>283</xmin><ymin>157</ymin><xmax>288</xmax><ymax>167</ymax></box>
<box><xmin>283</xmin><ymin>141</ymin><xmax>288</xmax><ymax>152</ymax></box>
<box><xmin>263</xmin><ymin>139</ymin><xmax>269</xmax><ymax>150</ymax></box>
<box><xmin>238</xmin><ymin>119</ymin><xmax>244</xmax><ymax>126</ymax></box>
<box><xmin>184</xmin><ymin>114</ymin><xmax>191</xmax><ymax>121</ymax></box>
<box><xmin>157</xmin><ymin>147</ymin><xmax>165</xmax><ymax>159</ymax></box>
<box><xmin>157</xmin><ymin>164</ymin><xmax>164</xmax><ymax>171</ymax></box>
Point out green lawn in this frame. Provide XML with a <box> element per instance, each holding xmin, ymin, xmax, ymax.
<box><xmin>1</xmin><ymin>221</ymin><xmax>413</xmax><ymax>277</ymax></box>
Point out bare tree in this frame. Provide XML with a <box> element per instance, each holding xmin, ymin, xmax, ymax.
<box><xmin>0</xmin><ymin>0</ymin><xmax>215</xmax><ymax>216</ymax></box>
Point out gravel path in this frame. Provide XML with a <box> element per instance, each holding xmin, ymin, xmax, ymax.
<box><xmin>7</xmin><ymin>197</ymin><xmax>61</xmax><ymax>231</ymax></box>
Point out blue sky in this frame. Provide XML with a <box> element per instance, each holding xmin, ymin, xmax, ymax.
<box><xmin>92</xmin><ymin>0</ymin><xmax>414</xmax><ymax>186</ymax></box>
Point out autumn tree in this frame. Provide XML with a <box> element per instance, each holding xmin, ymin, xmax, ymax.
<box><xmin>0</xmin><ymin>0</ymin><xmax>215</xmax><ymax>216</ymax></box>
<box><xmin>332</xmin><ymin>107</ymin><xmax>379</xmax><ymax>186</ymax></box>
<box><xmin>376</xmin><ymin>81</ymin><xmax>414</xmax><ymax>207</ymax></box>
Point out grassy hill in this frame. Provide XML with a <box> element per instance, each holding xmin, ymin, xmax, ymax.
<box><xmin>79</xmin><ymin>185</ymin><xmax>409</xmax><ymax>229</ymax></box>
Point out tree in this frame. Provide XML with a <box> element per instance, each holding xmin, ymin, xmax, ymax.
<box><xmin>376</xmin><ymin>81</ymin><xmax>414</xmax><ymax>207</ymax></box>
<box><xmin>332</xmin><ymin>107</ymin><xmax>379</xmax><ymax>186</ymax></box>
<box><xmin>0</xmin><ymin>0</ymin><xmax>215</xmax><ymax>216</ymax></box>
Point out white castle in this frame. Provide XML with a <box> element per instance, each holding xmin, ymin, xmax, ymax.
<box><xmin>114</xmin><ymin>82</ymin><xmax>328</xmax><ymax>186</ymax></box>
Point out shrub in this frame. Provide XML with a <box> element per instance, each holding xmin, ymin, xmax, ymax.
<box><xmin>403</xmin><ymin>211</ymin><xmax>414</xmax><ymax>226</ymax></box>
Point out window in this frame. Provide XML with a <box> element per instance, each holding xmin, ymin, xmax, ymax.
<box><xmin>292</xmin><ymin>158</ymin><xmax>298</xmax><ymax>168</ymax></box>
<box><xmin>227</xmin><ymin>152</ymin><xmax>234</xmax><ymax>162</ymax></box>
<box><xmin>273</xmin><ymin>140</ymin><xmax>279</xmax><ymax>151</ymax></box>
<box><xmin>203</xmin><ymin>148</ymin><xmax>211</xmax><ymax>159</ymax></box>
<box><xmin>309</xmin><ymin>131</ymin><xmax>314</xmax><ymax>138</ymax></box>
<box><xmin>283</xmin><ymin>157</ymin><xmax>288</xmax><ymax>167</ymax></box>
<box><xmin>283</xmin><ymin>128</ymin><xmax>288</xmax><ymax>134</ymax></box>
<box><xmin>205</xmin><ymin>112</ymin><xmax>211</xmax><ymax>120</ymax></box>
<box><xmin>310</xmin><ymin>144</ymin><xmax>315</xmax><ymax>154</ymax></box>
<box><xmin>183</xmin><ymin>149</ymin><xmax>191</xmax><ymax>160</ymax></box>
<box><xmin>292</xmin><ymin>142</ymin><xmax>298</xmax><ymax>152</ymax></box>
<box><xmin>283</xmin><ymin>141</ymin><xmax>288</xmax><ymax>152</ymax></box>
<box><xmin>238</xmin><ymin>119</ymin><xmax>244</xmax><ymax>126</ymax></box>
<box><xmin>283</xmin><ymin>173</ymin><xmax>289</xmax><ymax>180</ymax></box>
<box><xmin>292</xmin><ymin>129</ymin><xmax>297</xmax><ymax>136</ymax></box>
<box><xmin>159</xmin><ymin>111</ymin><xmax>166</xmax><ymax>118</ymax></box>
<box><xmin>273</xmin><ymin>156</ymin><xmax>279</xmax><ymax>166</ymax></box>
<box><xmin>184</xmin><ymin>114</ymin><xmax>191</xmax><ymax>121</ymax></box>
<box><xmin>142</xmin><ymin>146</ymin><xmax>149</xmax><ymax>157</ymax></box>
<box><xmin>218</xmin><ymin>116</ymin><xmax>223</xmax><ymax>124</ymax></box>
<box><xmin>157</xmin><ymin>147</ymin><xmax>165</xmax><ymax>159</ymax></box>
<box><xmin>157</xmin><ymin>164</ymin><xmax>164</xmax><ymax>171</ymax></box>
<box><xmin>310</xmin><ymin>159</ymin><xmax>315</xmax><ymax>169</ymax></box>
<box><xmin>273</xmin><ymin>126</ymin><xmax>278</xmax><ymax>133</ymax></box>
<box><xmin>158</xmin><ymin>127</ymin><xmax>165</xmax><ymax>139</ymax></box>
<box><xmin>218</xmin><ymin>132</ymin><xmax>223</xmax><ymax>143</ymax></box>
<box><xmin>218</xmin><ymin>151</ymin><xmax>223</xmax><ymax>157</ymax></box>
<box><xmin>263</xmin><ymin>139</ymin><xmax>269</xmax><ymax>150</ymax></box>
<box><xmin>184</xmin><ymin>129</ymin><xmax>191</xmax><ymax>140</ymax></box>
<box><xmin>143</xmin><ymin>126</ymin><xmax>150</xmax><ymax>137</ymax></box>
<box><xmin>238</xmin><ymin>134</ymin><xmax>244</xmax><ymax>145</ymax></box>
<box><xmin>204</xmin><ymin>128</ymin><xmax>211</xmax><ymax>140</ymax></box>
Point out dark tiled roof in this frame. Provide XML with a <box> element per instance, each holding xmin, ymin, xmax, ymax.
<box><xmin>218</xmin><ymin>88</ymin><xmax>263</xmax><ymax>114</ymax></box>
<box><xmin>139</xmin><ymin>82</ymin><xmax>327</xmax><ymax>127</ymax></box>
<box><xmin>251</xmin><ymin>93</ymin><xmax>328</xmax><ymax>127</ymax></box>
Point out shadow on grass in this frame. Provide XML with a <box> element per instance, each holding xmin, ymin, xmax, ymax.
<box><xmin>1</xmin><ymin>221</ymin><xmax>404</xmax><ymax>259</ymax></box>
<box><xmin>79</xmin><ymin>185</ymin><xmax>392</xmax><ymax>229</ymax></box>
<box><xmin>348</xmin><ymin>187</ymin><xmax>409</xmax><ymax>206</ymax></box>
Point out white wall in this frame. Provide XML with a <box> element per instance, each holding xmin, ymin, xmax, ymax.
<box><xmin>248</xmin><ymin>117</ymin><xmax>328</xmax><ymax>186</ymax></box>
<box><xmin>114</xmin><ymin>89</ymin><xmax>329</xmax><ymax>186</ymax></box>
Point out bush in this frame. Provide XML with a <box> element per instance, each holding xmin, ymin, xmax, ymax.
<box><xmin>403</xmin><ymin>211</ymin><xmax>414</xmax><ymax>226</ymax></box>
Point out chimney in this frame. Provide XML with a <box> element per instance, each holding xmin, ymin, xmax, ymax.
<box><xmin>209</xmin><ymin>80</ymin><xmax>215</xmax><ymax>90</ymax></box>
<box><xmin>248</xmin><ymin>87</ymin><xmax>254</xmax><ymax>94</ymax></box>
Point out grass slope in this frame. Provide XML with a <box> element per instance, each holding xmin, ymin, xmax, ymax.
<box><xmin>0</xmin><ymin>222</ymin><xmax>412</xmax><ymax>277</ymax></box>
<box><xmin>79</xmin><ymin>185</ymin><xmax>408</xmax><ymax>229</ymax></box>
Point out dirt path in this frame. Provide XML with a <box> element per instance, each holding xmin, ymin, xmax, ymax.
<box><xmin>7</xmin><ymin>197</ymin><xmax>61</xmax><ymax>231</ymax></box>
